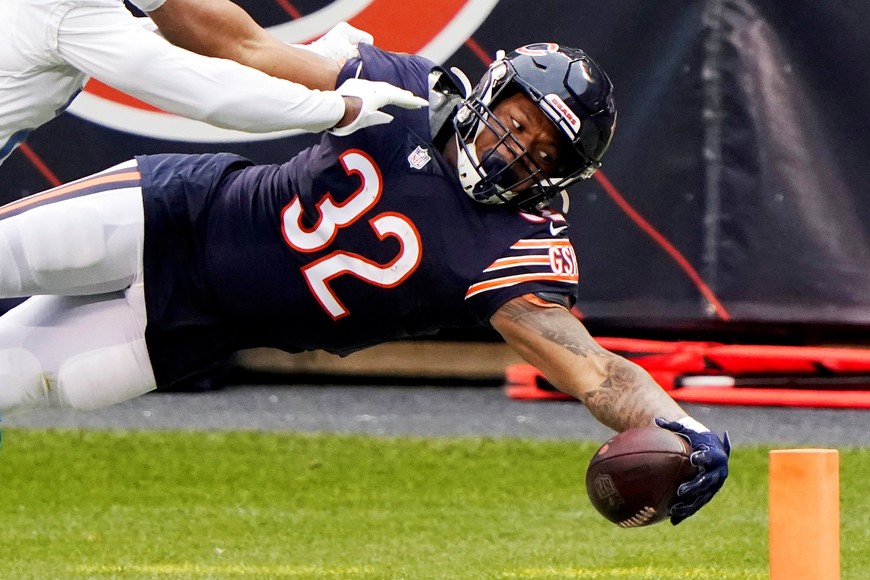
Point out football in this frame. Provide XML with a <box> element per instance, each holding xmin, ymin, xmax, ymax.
<box><xmin>585</xmin><ymin>427</ymin><xmax>696</xmax><ymax>528</ymax></box>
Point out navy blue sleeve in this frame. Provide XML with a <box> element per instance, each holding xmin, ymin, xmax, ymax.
<box><xmin>338</xmin><ymin>44</ymin><xmax>434</xmax><ymax>100</ymax></box>
<box><xmin>463</xmin><ymin>213</ymin><xmax>581</xmax><ymax>324</ymax></box>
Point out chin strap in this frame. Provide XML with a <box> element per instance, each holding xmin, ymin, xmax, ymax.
<box><xmin>454</xmin><ymin>133</ymin><xmax>485</xmax><ymax>198</ymax></box>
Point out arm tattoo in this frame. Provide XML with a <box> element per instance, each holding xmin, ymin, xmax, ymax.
<box><xmin>498</xmin><ymin>298</ymin><xmax>680</xmax><ymax>431</ymax></box>
<box><xmin>496</xmin><ymin>299</ymin><xmax>608</xmax><ymax>358</ymax></box>
<box><xmin>583</xmin><ymin>358</ymin><xmax>669</xmax><ymax>431</ymax></box>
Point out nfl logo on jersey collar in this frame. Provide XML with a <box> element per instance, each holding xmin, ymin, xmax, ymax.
<box><xmin>407</xmin><ymin>146</ymin><xmax>432</xmax><ymax>170</ymax></box>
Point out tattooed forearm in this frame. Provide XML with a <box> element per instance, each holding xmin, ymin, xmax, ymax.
<box><xmin>496</xmin><ymin>298</ymin><xmax>609</xmax><ymax>358</ymax></box>
<box><xmin>582</xmin><ymin>357</ymin><xmax>679</xmax><ymax>431</ymax></box>
<box><xmin>493</xmin><ymin>296</ymin><xmax>687</xmax><ymax>433</ymax></box>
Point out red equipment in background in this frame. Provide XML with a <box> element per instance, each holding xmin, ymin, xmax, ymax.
<box><xmin>505</xmin><ymin>338</ymin><xmax>870</xmax><ymax>409</ymax></box>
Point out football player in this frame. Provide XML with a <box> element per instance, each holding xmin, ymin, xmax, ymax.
<box><xmin>0</xmin><ymin>42</ymin><xmax>729</xmax><ymax>525</ymax></box>
<box><xmin>0</xmin><ymin>0</ymin><xmax>425</xmax><ymax>165</ymax></box>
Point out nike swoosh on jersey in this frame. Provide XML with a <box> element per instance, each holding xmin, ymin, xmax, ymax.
<box><xmin>549</xmin><ymin>223</ymin><xmax>569</xmax><ymax>236</ymax></box>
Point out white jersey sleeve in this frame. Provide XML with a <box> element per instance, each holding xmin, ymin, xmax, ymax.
<box><xmin>56</xmin><ymin>0</ymin><xmax>345</xmax><ymax>134</ymax></box>
<box><xmin>130</xmin><ymin>0</ymin><xmax>167</xmax><ymax>12</ymax></box>
<box><xmin>0</xmin><ymin>0</ymin><xmax>89</xmax><ymax>164</ymax></box>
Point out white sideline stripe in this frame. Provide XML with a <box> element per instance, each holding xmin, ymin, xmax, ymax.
<box><xmin>679</xmin><ymin>376</ymin><xmax>737</xmax><ymax>388</ymax></box>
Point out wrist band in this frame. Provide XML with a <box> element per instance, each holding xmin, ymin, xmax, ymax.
<box><xmin>677</xmin><ymin>416</ymin><xmax>710</xmax><ymax>433</ymax></box>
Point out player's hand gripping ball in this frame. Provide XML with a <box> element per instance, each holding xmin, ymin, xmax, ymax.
<box><xmin>585</xmin><ymin>427</ymin><xmax>696</xmax><ymax>528</ymax></box>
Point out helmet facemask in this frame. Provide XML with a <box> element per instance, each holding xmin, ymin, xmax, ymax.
<box><xmin>453</xmin><ymin>44</ymin><xmax>616</xmax><ymax>212</ymax></box>
<box><xmin>454</xmin><ymin>100</ymin><xmax>551</xmax><ymax>206</ymax></box>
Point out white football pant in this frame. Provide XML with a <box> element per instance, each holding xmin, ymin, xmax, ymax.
<box><xmin>0</xmin><ymin>160</ymin><xmax>156</xmax><ymax>415</ymax></box>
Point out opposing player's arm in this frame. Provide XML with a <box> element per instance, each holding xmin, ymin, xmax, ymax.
<box><xmin>145</xmin><ymin>0</ymin><xmax>341</xmax><ymax>91</ymax></box>
<box><xmin>58</xmin><ymin>3</ymin><xmax>423</xmax><ymax>134</ymax></box>
<box><xmin>58</xmin><ymin>4</ymin><xmax>343</xmax><ymax>132</ymax></box>
<box><xmin>490</xmin><ymin>294</ymin><xmax>687</xmax><ymax>432</ymax></box>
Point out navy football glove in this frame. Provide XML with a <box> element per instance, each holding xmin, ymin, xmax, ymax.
<box><xmin>655</xmin><ymin>417</ymin><xmax>731</xmax><ymax>525</ymax></box>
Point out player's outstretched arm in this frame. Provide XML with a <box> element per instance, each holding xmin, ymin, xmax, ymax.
<box><xmin>491</xmin><ymin>295</ymin><xmax>685</xmax><ymax>431</ymax></box>
<box><xmin>133</xmin><ymin>5</ymin><xmax>422</xmax><ymax>133</ymax></box>
<box><xmin>57</xmin><ymin>3</ymin><xmax>424</xmax><ymax>134</ymax></box>
<box><xmin>142</xmin><ymin>0</ymin><xmax>343</xmax><ymax>91</ymax></box>
<box><xmin>491</xmin><ymin>294</ymin><xmax>730</xmax><ymax>524</ymax></box>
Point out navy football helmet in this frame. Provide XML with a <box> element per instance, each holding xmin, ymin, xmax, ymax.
<box><xmin>453</xmin><ymin>43</ymin><xmax>617</xmax><ymax>210</ymax></box>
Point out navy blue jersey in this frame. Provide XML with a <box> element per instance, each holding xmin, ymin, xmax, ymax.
<box><xmin>139</xmin><ymin>45</ymin><xmax>579</xmax><ymax>388</ymax></box>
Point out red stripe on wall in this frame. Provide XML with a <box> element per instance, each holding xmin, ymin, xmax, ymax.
<box><xmin>272</xmin><ymin>0</ymin><xmax>302</xmax><ymax>19</ymax></box>
<box><xmin>18</xmin><ymin>143</ymin><xmax>62</xmax><ymax>188</ymax></box>
<box><xmin>593</xmin><ymin>170</ymin><xmax>730</xmax><ymax>320</ymax></box>
<box><xmin>464</xmin><ymin>37</ymin><xmax>493</xmax><ymax>65</ymax></box>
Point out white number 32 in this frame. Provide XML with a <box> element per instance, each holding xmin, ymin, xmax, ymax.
<box><xmin>280</xmin><ymin>149</ymin><xmax>422</xmax><ymax>320</ymax></box>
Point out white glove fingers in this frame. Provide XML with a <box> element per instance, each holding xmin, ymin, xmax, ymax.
<box><xmin>367</xmin><ymin>110</ymin><xmax>393</xmax><ymax>126</ymax></box>
<box><xmin>386</xmin><ymin>90</ymin><xmax>429</xmax><ymax>109</ymax></box>
<box><xmin>330</xmin><ymin>78</ymin><xmax>425</xmax><ymax>136</ymax></box>
<box><xmin>336</xmin><ymin>22</ymin><xmax>373</xmax><ymax>46</ymax></box>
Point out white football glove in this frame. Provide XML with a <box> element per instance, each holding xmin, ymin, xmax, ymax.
<box><xmin>297</xmin><ymin>22</ymin><xmax>374</xmax><ymax>62</ymax></box>
<box><xmin>329</xmin><ymin>78</ymin><xmax>428</xmax><ymax>136</ymax></box>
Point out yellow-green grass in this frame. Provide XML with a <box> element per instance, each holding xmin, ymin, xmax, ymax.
<box><xmin>1</xmin><ymin>429</ymin><xmax>868</xmax><ymax>579</ymax></box>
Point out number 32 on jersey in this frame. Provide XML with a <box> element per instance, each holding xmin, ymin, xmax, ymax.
<box><xmin>280</xmin><ymin>149</ymin><xmax>422</xmax><ymax>320</ymax></box>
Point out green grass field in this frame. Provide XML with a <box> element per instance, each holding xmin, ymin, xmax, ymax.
<box><xmin>1</xmin><ymin>429</ymin><xmax>868</xmax><ymax>579</ymax></box>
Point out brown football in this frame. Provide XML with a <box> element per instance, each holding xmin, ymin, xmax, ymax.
<box><xmin>585</xmin><ymin>427</ymin><xmax>696</xmax><ymax>528</ymax></box>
